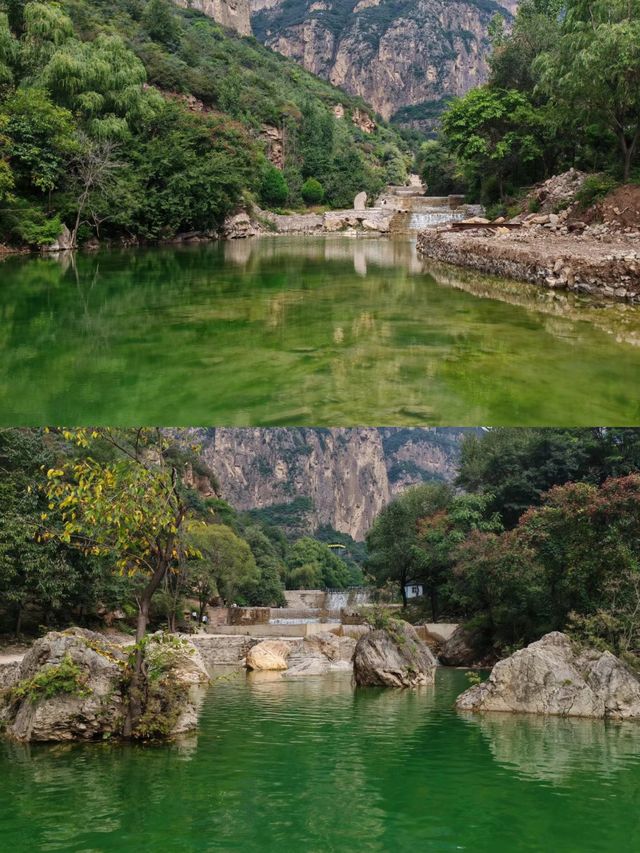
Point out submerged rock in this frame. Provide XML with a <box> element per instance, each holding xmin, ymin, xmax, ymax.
<box><xmin>246</xmin><ymin>640</ymin><xmax>292</xmax><ymax>671</ymax></box>
<box><xmin>353</xmin><ymin>621</ymin><xmax>437</xmax><ymax>688</ymax></box>
<box><xmin>0</xmin><ymin>629</ymin><xmax>209</xmax><ymax>742</ymax></box>
<box><xmin>456</xmin><ymin>632</ymin><xmax>640</xmax><ymax>719</ymax></box>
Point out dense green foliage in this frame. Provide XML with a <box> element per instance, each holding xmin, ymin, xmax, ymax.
<box><xmin>0</xmin><ymin>428</ymin><xmax>376</xmax><ymax>637</ymax></box>
<box><xmin>0</xmin><ymin>0</ymin><xmax>408</xmax><ymax>246</ymax></box>
<box><xmin>0</xmin><ymin>429</ymin><xmax>292</xmax><ymax>636</ymax></box>
<box><xmin>457</xmin><ymin>428</ymin><xmax>640</xmax><ymax>527</ymax></box>
<box><xmin>427</xmin><ymin>0</ymin><xmax>640</xmax><ymax>202</ymax></box>
<box><xmin>284</xmin><ymin>536</ymin><xmax>362</xmax><ymax>589</ymax></box>
<box><xmin>367</xmin><ymin>428</ymin><xmax>640</xmax><ymax>663</ymax></box>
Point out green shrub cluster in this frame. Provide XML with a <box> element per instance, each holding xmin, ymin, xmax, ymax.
<box><xmin>11</xmin><ymin>653</ymin><xmax>90</xmax><ymax>704</ymax></box>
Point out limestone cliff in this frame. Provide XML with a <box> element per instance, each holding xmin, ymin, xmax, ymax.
<box><xmin>251</xmin><ymin>0</ymin><xmax>516</xmax><ymax>126</ymax></box>
<box><xmin>194</xmin><ymin>428</ymin><xmax>470</xmax><ymax>540</ymax></box>
<box><xmin>174</xmin><ymin>0</ymin><xmax>252</xmax><ymax>36</ymax></box>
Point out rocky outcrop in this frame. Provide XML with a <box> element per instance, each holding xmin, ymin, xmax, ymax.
<box><xmin>438</xmin><ymin>626</ymin><xmax>476</xmax><ymax>667</ymax></box>
<box><xmin>456</xmin><ymin>632</ymin><xmax>640</xmax><ymax>719</ymax></box>
<box><xmin>0</xmin><ymin>629</ymin><xmax>128</xmax><ymax>742</ymax></box>
<box><xmin>174</xmin><ymin>0</ymin><xmax>252</xmax><ymax>36</ymax></box>
<box><xmin>190</xmin><ymin>428</ymin><xmax>467</xmax><ymax>541</ymax></box>
<box><xmin>251</xmin><ymin>0</ymin><xmax>516</xmax><ymax>126</ymax></box>
<box><xmin>284</xmin><ymin>632</ymin><xmax>356</xmax><ymax>677</ymax></box>
<box><xmin>353</xmin><ymin>621</ymin><xmax>437</xmax><ymax>687</ymax></box>
<box><xmin>260</xmin><ymin>124</ymin><xmax>285</xmax><ymax>168</ymax></box>
<box><xmin>0</xmin><ymin>661</ymin><xmax>20</xmax><ymax>690</ymax></box>
<box><xmin>222</xmin><ymin>211</ymin><xmax>262</xmax><ymax>239</ymax></box>
<box><xmin>1</xmin><ymin>629</ymin><xmax>209</xmax><ymax>742</ymax></box>
<box><xmin>202</xmin><ymin>428</ymin><xmax>391</xmax><ymax>541</ymax></box>
<box><xmin>43</xmin><ymin>224</ymin><xmax>74</xmax><ymax>252</ymax></box>
<box><xmin>246</xmin><ymin>640</ymin><xmax>292</xmax><ymax>670</ymax></box>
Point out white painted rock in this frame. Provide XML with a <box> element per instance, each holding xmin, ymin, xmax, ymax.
<box><xmin>354</xmin><ymin>191</ymin><xmax>367</xmax><ymax>211</ymax></box>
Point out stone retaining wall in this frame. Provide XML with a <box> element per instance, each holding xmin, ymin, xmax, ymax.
<box><xmin>187</xmin><ymin>634</ymin><xmax>303</xmax><ymax>666</ymax></box>
<box><xmin>417</xmin><ymin>229</ymin><xmax>640</xmax><ymax>302</ymax></box>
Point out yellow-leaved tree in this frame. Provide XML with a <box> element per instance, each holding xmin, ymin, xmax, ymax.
<box><xmin>44</xmin><ymin>427</ymin><xmax>191</xmax><ymax>735</ymax></box>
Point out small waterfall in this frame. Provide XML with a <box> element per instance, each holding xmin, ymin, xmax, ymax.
<box><xmin>324</xmin><ymin>588</ymin><xmax>372</xmax><ymax>611</ymax></box>
<box><xmin>324</xmin><ymin>590</ymin><xmax>349</xmax><ymax>611</ymax></box>
<box><xmin>408</xmin><ymin>210</ymin><xmax>467</xmax><ymax>231</ymax></box>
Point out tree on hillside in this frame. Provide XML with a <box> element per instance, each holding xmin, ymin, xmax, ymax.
<box><xmin>142</xmin><ymin>0</ymin><xmax>180</xmax><ymax>48</ymax></box>
<box><xmin>0</xmin><ymin>429</ymin><xmax>94</xmax><ymax>635</ymax></box>
<box><xmin>537</xmin><ymin>0</ymin><xmax>640</xmax><ymax>180</ymax></box>
<box><xmin>44</xmin><ymin>428</ymin><xmax>190</xmax><ymax>735</ymax></box>
<box><xmin>259</xmin><ymin>162</ymin><xmax>288</xmax><ymax>206</ymax></box>
<box><xmin>301</xmin><ymin>176</ymin><xmax>323</xmax><ymax>205</ymax></box>
<box><xmin>453</xmin><ymin>474</ymin><xmax>640</xmax><ymax>657</ymax></box>
<box><xmin>489</xmin><ymin>0</ymin><xmax>562</xmax><ymax>93</ymax></box>
<box><xmin>415</xmin><ymin>493</ymin><xmax>502</xmax><ymax>620</ymax></box>
<box><xmin>366</xmin><ymin>484</ymin><xmax>452</xmax><ymax>606</ymax></box>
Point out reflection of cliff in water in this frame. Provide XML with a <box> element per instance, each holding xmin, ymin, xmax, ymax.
<box><xmin>460</xmin><ymin>710</ymin><xmax>640</xmax><ymax>784</ymax></box>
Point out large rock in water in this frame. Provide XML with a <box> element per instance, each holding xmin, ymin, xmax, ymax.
<box><xmin>0</xmin><ymin>628</ymin><xmax>127</xmax><ymax>741</ymax></box>
<box><xmin>283</xmin><ymin>632</ymin><xmax>356</xmax><ymax>678</ymax></box>
<box><xmin>456</xmin><ymin>632</ymin><xmax>640</xmax><ymax>719</ymax></box>
<box><xmin>439</xmin><ymin>626</ymin><xmax>477</xmax><ymax>667</ymax></box>
<box><xmin>353</xmin><ymin>621</ymin><xmax>437</xmax><ymax>688</ymax></box>
<box><xmin>246</xmin><ymin>640</ymin><xmax>292</xmax><ymax>671</ymax></box>
<box><xmin>0</xmin><ymin>629</ymin><xmax>209</xmax><ymax>741</ymax></box>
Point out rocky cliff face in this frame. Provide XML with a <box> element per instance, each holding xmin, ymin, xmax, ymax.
<box><xmin>251</xmin><ymin>0</ymin><xmax>516</xmax><ymax>126</ymax></box>
<box><xmin>174</xmin><ymin>0</ymin><xmax>252</xmax><ymax>36</ymax></box>
<box><xmin>195</xmin><ymin>428</ymin><xmax>470</xmax><ymax>540</ymax></box>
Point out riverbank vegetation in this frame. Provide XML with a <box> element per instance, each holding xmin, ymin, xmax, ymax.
<box><xmin>0</xmin><ymin>428</ymin><xmax>360</xmax><ymax>639</ymax></box>
<box><xmin>366</xmin><ymin>428</ymin><xmax>640</xmax><ymax>665</ymax></box>
<box><xmin>420</xmin><ymin>0</ymin><xmax>640</xmax><ymax>211</ymax></box>
<box><xmin>4</xmin><ymin>427</ymin><xmax>639</xmax><ymax>669</ymax></box>
<box><xmin>0</xmin><ymin>0</ymin><xmax>410</xmax><ymax>248</ymax></box>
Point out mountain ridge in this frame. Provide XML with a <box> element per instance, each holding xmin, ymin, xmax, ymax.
<box><xmin>192</xmin><ymin>428</ymin><xmax>474</xmax><ymax>540</ymax></box>
<box><xmin>249</xmin><ymin>0</ymin><xmax>518</xmax><ymax>126</ymax></box>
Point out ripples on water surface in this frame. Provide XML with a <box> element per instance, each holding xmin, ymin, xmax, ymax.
<box><xmin>1</xmin><ymin>237</ymin><xmax>640</xmax><ymax>425</ymax></box>
<box><xmin>1</xmin><ymin>669</ymin><xmax>640</xmax><ymax>852</ymax></box>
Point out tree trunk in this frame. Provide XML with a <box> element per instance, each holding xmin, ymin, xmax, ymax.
<box><xmin>620</xmin><ymin>130</ymin><xmax>639</xmax><ymax>183</ymax></box>
<box><xmin>14</xmin><ymin>605</ymin><xmax>22</xmax><ymax>637</ymax></box>
<box><xmin>122</xmin><ymin>558</ymin><xmax>169</xmax><ymax>738</ymax></box>
<box><xmin>401</xmin><ymin>581</ymin><xmax>407</xmax><ymax>609</ymax></box>
<box><xmin>430</xmin><ymin>588</ymin><xmax>438</xmax><ymax>623</ymax></box>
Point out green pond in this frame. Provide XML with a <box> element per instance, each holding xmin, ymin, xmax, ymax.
<box><xmin>1</xmin><ymin>668</ymin><xmax>639</xmax><ymax>852</ymax></box>
<box><xmin>1</xmin><ymin>236</ymin><xmax>640</xmax><ymax>425</ymax></box>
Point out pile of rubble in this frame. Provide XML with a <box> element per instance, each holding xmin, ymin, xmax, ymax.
<box><xmin>523</xmin><ymin>168</ymin><xmax>588</xmax><ymax>214</ymax></box>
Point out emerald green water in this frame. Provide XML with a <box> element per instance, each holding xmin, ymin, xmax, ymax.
<box><xmin>2</xmin><ymin>669</ymin><xmax>640</xmax><ymax>852</ymax></box>
<box><xmin>1</xmin><ymin>237</ymin><xmax>640</xmax><ymax>425</ymax></box>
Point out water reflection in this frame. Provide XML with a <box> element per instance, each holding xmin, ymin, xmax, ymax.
<box><xmin>1</xmin><ymin>670</ymin><xmax>640</xmax><ymax>852</ymax></box>
<box><xmin>460</xmin><ymin>710</ymin><xmax>640</xmax><ymax>784</ymax></box>
<box><xmin>1</xmin><ymin>237</ymin><xmax>640</xmax><ymax>425</ymax></box>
